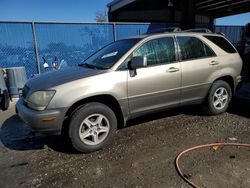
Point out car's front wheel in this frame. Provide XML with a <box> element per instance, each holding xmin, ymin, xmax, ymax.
<box><xmin>69</xmin><ymin>102</ymin><xmax>117</xmax><ymax>153</ymax></box>
<box><xmin>204</xmin><ymin>80</ymin><xmax>232</xmax><ymax>115</ymax></box>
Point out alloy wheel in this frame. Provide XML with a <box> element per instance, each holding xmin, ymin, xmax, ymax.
<box><xmin>78</xmin><ymin>114</ymin><xmax>110</xmax><ymax>146</ymax></box>
<box><xmin>212</xmin><ymin>87</ymin><xmax>228</xmax><ymax>110</ymax></box>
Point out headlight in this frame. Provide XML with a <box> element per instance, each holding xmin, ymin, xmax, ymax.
<box><xmin>27</xmin><ymin>90</ymin><xmax>55</xmax><ymax>111</ymax></box>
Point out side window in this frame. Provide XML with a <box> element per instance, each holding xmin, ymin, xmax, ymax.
<box><xmin>203</xmin><ymin>35</ymin><xmax>237</xmax><ymax>53</ymax></box>
<box><xmin>134</xmin><ymin>37</ymin><xmax>176</xmax><ymax>66</ymax></box>
<box><xmin>177</xmin><ymin>36</ymin><xmax>211</xmax><ymax>61</ymax></box>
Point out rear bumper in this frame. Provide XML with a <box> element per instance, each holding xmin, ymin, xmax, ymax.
<box><xmin>16</xmin><ymin>98</ymin><xmax>67</xmax><ymax>135</ymax></box>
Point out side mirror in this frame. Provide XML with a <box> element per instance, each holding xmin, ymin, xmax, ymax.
<box><xmin>129</xmin><ymin>56</ymin><xmax>147</xmax><ymax>70</ymax></box>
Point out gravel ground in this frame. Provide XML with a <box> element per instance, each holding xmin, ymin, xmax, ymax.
<box><xmin>0</xmin><ymin>89</ymin><xmax>250</xmax><ymax>188</ymax></box>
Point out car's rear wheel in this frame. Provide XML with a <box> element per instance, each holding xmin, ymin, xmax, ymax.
<box><xmin>203</xmin><ymin>80</ymin><xmax>232</xmax><ymax>115</ymax></box>
<box><xmin>69</xmin><ymin>102</ymin><xmax>117</xmax><ymax>153</ymax></box>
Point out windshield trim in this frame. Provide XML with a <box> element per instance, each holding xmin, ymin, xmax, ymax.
<box><xmin>79</xmin><ymin>38</ymin><xmax>141</xmax><ymax>70</ymax></box>
<box><xmin>78</xmin><ymin>62</ymin><xmax>107</xmax><ymax>70</ymax></box>
<box><xmin>80</xmin><ymin>42</ymin><xmax>114</xmax><ymax>65</ymax></box>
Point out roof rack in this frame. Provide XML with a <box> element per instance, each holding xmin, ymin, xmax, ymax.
<box><xmin>146</xmin><ymin>27</ymin><xmax>215</xmax><ymax>35</ymax></box>
<box><xmin>146</xmin><ymin>27</ymin><xmax>181</xmax><ymax>34</ymax></box>
<box><xmin>216</xmin><ymin>32</ymin><xmax>226</xmax><ymax>36</ymax></box>
<box><xmin>184</xmin><ymin>28</ymin><xmax>212</xmax><ymax>33</ymax></box>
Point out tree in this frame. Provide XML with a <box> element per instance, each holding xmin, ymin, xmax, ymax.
<box><xmin>95</xmin><ymin>11</ymin><xmax>107</xmax><ymax>22</ymax></box>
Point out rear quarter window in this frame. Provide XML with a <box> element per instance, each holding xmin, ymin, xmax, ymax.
<box><xmin>203</xmin><ymin>35</ymin><xmax>237</xmax><ymax>54</ymax></box>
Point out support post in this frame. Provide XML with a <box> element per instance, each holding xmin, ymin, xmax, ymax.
<box><xmin>209</xmin><ymin>17</ymin><xmax>215</xmax><ymax>31</ymax></box>
<box><xmin>31</xmin><ymin>22</ymin><xmax>40</xmax><ymax>74</ymax></box>
<box><xmin>113</xmin><ymin>23</ymin><xmax>117</xmax><ymax>41</ymax></box>
<box><xmin>181</xmin><ymin>0</ymin><xmax>195</xmax><ymax>29</ymax></box>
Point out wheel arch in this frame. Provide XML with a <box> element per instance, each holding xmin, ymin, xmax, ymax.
<box><xmin>62</xmin><ymin>94</ymin><xmax>125</xmax><ymax>136</ymax></box>
<box><xmin>203</xmin><ymin>75</ymin><xmax>235</xmax><ymax>104</ymax></box>
<box><xmin>214</xmin><ymin>75</ymin><xmax>235</xmax><ymax>94</ymax></box>
<box><xmin>203</xmin><ymin>75</ymin><xmax>234</xmax><ymax>115</ymax></box>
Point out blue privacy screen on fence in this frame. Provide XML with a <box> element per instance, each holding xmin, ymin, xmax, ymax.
<box><xmin>215</xmin><ymin>26</ymin><xmax>245</xmax><ymax>45</ymax></box>
<box><xmin>115</xmin><ymin>23</ymin><xmax>179</xmax><ymax>40</ymax></box>
<box><xmin>0</xmin><ymin>21</ymin><xmax>246</xmax><ymax>78</ymax></box>
<box><xmin>116</xmin><ymin>24</ymin><xmax>150</xmax><ymax>40</ymax></box>
<box><xmin>35</xmin><ymin>23</ymin><xmax>114</xmax><ymax>73</ymax></box>
<box><xmin>0</xmin><ymin>23</ymin><xmax>37</xmax><ymax>78</ymax></box>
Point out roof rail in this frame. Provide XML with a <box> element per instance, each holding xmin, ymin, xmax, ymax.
<box><xmin>146</xmin><ymin>27</ymin><xmax>181</xmax><ymax>34</ymax></box>
<box><xmin>185</xmin><ymin>28</ymin><xmax>212</xmax><ymax>33</ymax></box>
<box><xmin>216</xmin><ymin>32</ymin><xmax>226</xmax><ymax>36</ymax></box>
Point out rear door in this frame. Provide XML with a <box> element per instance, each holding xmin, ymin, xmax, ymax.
<box><xmin>176</xmin><ymin>36</ymin><xmax>218</xmax><ymax>105</ymax></box>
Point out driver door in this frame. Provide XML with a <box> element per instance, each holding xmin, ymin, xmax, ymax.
<box><xmin>127</xmin><ymin>36</ymin><xmax>181</xmax><ymax>117</ymax></box>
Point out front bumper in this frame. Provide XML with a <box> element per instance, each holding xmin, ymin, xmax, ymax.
<box><xmin>16</xmin><ymin>98</ymin><xmax>67</xmax><ymax>134</ymax></box>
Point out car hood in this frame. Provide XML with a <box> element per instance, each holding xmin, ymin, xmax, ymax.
<box><xmin>26</xmin><ymin>67</ymin><xmax>107</xmax><ymax>90</ymax></box>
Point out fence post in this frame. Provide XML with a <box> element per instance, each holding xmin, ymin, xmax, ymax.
<box><xmin>113</xmin><ymin>23</ymin><xmax>117</xmax><ymax>41</ymax></box>
<box><xmin>31</xmin><ymin>22</ymin><xmax>40</xmax><ymax>74</ymax></box>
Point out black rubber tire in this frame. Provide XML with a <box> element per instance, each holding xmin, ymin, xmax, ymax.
<box><xmin>203</xmin><ymin>80</ymin><xmax>232</xmax><ymax>115</ymax></box>
<box><xmin>69</xmin><ymin>102</ymin><xmax>117</xmax><ymax>153</ymax></box>
<box><xmin>0</xmin><ymin>90</ymin><xmax>10</xmax><ymax>111</ymax></box>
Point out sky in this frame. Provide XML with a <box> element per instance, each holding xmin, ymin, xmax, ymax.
<box><xmin>0</xmin><ymin>0</ymin><xmax>111</xmax><ymax>22</ymax></box>
<box><xmin>0</xmin><ymin>0</ymin><xmax>249</xmax><ymax>25</ymax></box>
<box><xmin>216</xmin><ymin>12</ymin><xmax>250</xmax><ymax>26</ymax></box>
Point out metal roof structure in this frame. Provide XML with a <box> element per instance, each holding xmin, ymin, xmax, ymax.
<box><xmin>108</xmin><ymin>0</ymin><xmax>250</xmax><ymax>18</ymax></box>
<box><xmin>107</xmin><ymin>0</ymin><xmax>250</xmax><ymax>28</ymax></box>
<box><xmin>107</xmin><ymin>0</ymin><xmax>136</xmax><ymax>12</ymax></box>
<box><xmin>195</xmin><ymin>0</ymin><xmax>250</xmax><ymax>18</ymax></box>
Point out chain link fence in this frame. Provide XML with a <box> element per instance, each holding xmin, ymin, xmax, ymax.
<box><xmin>0</xmin><ymin>21</ymin><xmax>246</xmax><ymax>78</ymax></box>
<box><xmin>0</xmin><ymin>22</ymin><xmax>37</xmax><ymax>77</ymax></box>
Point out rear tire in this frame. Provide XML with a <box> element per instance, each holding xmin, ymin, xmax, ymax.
<box><xmin>69</xmin><ymin>102</ymin><xmax>117</xmax><ymax>153</ymax></box>
<box><xmin>203</xmin><ymin>80</ymin><xmax>232</xmax><ymax>115</ymax></box>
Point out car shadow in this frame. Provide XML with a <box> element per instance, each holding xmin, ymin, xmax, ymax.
<box><xmin>228</xmin><ymin>80</ymin><xmax>250</xmax><ymax>118</ymax></box>
<box><xmin>1</xmin><ymin>110</ymin><xmax>186</xmax><ymax>153</ymax></box>
<box><xmin>125</xmin><ymin>105</ymin><xmax>205</xmax><ymax>128</ymax></box>
<box><xmin>1</xmin><ymin>94</ymin><xmax>249</xmax><ymax>154</ymax></box>
<box><xmin>0</xmin><ymin>115</ymin><xmax>77</xmax><ymax>153</ymax></box>
<box><xmin>228</xmin><ymin>98</ymin><xmax>250</xmax><ymax>118</ymax></box>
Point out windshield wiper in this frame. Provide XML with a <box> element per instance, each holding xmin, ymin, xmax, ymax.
<box><xmin>78</xmin><ymin>63</ymin><xmax>97</xmax><ymax>69</ymax></box>
<box><xmin>78</xmin><ymin>63</ymin><xmax>107</xmax><ymax>70</ymax></box>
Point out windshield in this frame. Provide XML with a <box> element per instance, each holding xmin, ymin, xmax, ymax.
<box><xmin>80</xmin><ymin>38</ymin><xmax>141</xmax><ymax>69</ymax></box>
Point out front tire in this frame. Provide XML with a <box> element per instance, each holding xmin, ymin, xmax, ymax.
<box><xmin>203</xmin><ymin>80</ymin><xmax>232</xmax><ymax>115</ymax></box>
<box><xmin>69</xmin><ymin>102</ymin><xmax>117</xmax><ymax>153</ymax></box>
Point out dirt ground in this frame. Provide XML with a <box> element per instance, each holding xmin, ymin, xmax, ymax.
<box><xmin>0</xmin><ymin>87</ymin><xmax>250</xmax><ymax>188</ymax></box>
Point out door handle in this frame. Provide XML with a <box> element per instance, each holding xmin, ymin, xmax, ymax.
<box><xmin>210</xmin><ymin>60</ymin><xmax>219</xmax><ymax>65</ymax></box>
<box><xmin>167</xmin><ymin>67</ymin><xmax>180</xmax><ymax>72</ymax></box>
